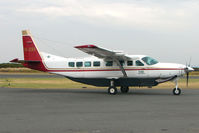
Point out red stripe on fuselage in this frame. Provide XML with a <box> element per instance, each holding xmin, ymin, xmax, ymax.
<box><xmin>45</xmin><ymin>68</ymin><xmax>184</xmax><ymax>72</ymax></box>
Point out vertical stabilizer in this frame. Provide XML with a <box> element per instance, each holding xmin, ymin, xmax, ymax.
<box><xmin>22</xmin><ymin>30</ymin><xmax>42</xmax><ymax>61</ymax></box>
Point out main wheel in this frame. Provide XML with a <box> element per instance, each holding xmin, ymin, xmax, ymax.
<box><xmin>120</xmin><ymin>86</ymin><xmax>129</xmax><ymax>93</ymax></box>
<box><xmin>108</xmin><ymin>87</ymin><xmax>117</xmax><ymax>95</ymax></box>
<box><xmin>173</xmin><ymin>88</ymin><xmax>181</xmax><ymax>95</ymax></box>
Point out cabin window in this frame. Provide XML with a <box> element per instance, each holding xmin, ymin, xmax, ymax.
<box><xmin>93</xmin><ymin>61</ymin><xmax>100</xmax><ymax>67</ymax></box>
<box><xmin>119</xmin><ymin>60</ymin><xmax>125</xmax><ymax>66</ymax></box>
<box><xmin>127</xmin><ymin>61</ymin><xmax>133</xmax><ymax>66</ymax></box>
<box><xmin>84</xmin><ymin>61</ymin><xmax>91</xmax><ymax>67</ymax></box>
<box><xmin>68</xmin><ymin>62</ymin><xmax>75</xmax><ymax>67</ymax></box>
<box><xmin>136</xmin><ymin>60</ymin><xmax>144</xmax><ymax>66</ymax></box>
<box><xmin>76</xmin><ymin>62</ymin><xmax>83</xmax><ymax>67</ymax></box>
<box><xmin>106</xmin><ymin>61</ymin><xmax>113</xmax><ymax>66</ymax></box>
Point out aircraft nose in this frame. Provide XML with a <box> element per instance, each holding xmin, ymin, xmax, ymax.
<box><xmin>184</xmin><ymin>66</ymin><xmax>194</xmax><ymax>72</ymax></box>
<box><xmin>188</xmin><ymin>67</ymin><xmax>194</xmax><ymax>72</ymax></box>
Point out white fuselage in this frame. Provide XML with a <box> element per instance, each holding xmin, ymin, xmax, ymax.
<box><xmin>41</xmin><ymin>52</ymin><xmax>186</xmax><ymax>79</ymax></box>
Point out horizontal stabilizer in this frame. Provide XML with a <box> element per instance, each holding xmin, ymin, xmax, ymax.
<box><xmin>10</xmin><ymin>58</ymin><xmax>41</xmax><ymax>63</ymax></box>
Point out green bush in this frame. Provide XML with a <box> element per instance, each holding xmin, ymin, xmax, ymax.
<box><xmin>0</xmin><ymin>63</ymin><xmax>24</xmax><ymax>68</ymax></box>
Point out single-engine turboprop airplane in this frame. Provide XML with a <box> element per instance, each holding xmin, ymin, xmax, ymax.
<box><xmin>10</xmin><ymin>30</ymin><xmax>194</xmax><ymax>95</ymax></box>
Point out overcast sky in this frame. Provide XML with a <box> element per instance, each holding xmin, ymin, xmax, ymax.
<box><xmin>0</xmin><ymin>0</ymin><xmax>199</xmax><ymax>66</ymax></box>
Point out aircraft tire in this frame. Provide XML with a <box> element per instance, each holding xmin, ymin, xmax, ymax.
<box><xmin>120</xmin><ymin>86</ymin><xmax>129</xmax><ymax>93</ymax></box>
<box><xmin>173</xmin><ymin>88</ymin><xmax>181</xmax><ymax>95</ymax></box>
<box><xmin>108</xmin><ymin>87</ymin><xmax>117</xmax><ymax>95</ymax></box>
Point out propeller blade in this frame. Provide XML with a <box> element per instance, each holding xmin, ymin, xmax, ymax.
<box><xmin>185</xmin><ymin>57</ymin><xmax>193</xmax><ymax>87</ymax></box>
<box><xmin>188</xmin><ymin>57</ymin><xmax>192</xmax><ymax>67</ymax></box>
<box><xmin>186</xmin><ymin>71</ymin><xmax>189</xmax><ymax>87</ymax></box>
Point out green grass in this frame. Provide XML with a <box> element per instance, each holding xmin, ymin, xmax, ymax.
<box><xmin>0</xmin><ymin>78</ymin><xmax>102</xmax><ymax>89</ymax></box>
<box><xmin>0</xmin><ymin>77</ymin><xmax>198</xmax><ymax>89</ymax></box>
<box><xmin>0</xmin><ymin>68</ymin><xmax>42</xmax><ymax>73</ymax></box>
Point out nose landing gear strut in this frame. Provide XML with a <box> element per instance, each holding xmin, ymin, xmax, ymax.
<box><xmin>173</xmin><ymin>80</ymin><xmax>181</xmax><ymax>95</ymax></box>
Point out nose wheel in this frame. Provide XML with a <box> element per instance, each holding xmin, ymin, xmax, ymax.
<box><xmin>173</xmin><ymin>88</ymin><xmax>181</xmax><ymax>95</ymax></box>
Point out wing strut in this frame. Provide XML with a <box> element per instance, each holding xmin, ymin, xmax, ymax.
<box><xmin>113</xmin><ymin>59</ymin><xmax>128</xmax><ymax>78</ymax></box>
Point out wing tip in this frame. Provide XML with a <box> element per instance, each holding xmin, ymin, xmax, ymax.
<box><xmin>74</xmin><ymin>44</ymin><xmax>97</xmax><ymax>48</ymax></box>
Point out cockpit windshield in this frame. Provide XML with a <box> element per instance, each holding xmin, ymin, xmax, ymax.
<box><xmin>142</xmin><ymin>56</ymin><xmax>158</xmax><ymax>65</ymax></box>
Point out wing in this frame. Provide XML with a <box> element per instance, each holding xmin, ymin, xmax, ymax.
<box><xmin>75</xmin><ymin>45</ymin><xmax>134</xmax><ymax>78</ymax></box>
<box><xmin>75</xmin><ymin>45</ymin><xmax>131</xmax><ymax>60</ymax></box>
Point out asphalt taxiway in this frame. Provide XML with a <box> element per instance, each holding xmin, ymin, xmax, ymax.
<box><xmin>0</xmin><ymin>87</ymin><xmax>199</xmax><ymax>133</ymax></box>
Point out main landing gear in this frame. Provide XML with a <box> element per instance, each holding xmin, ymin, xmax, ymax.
<box><xmin>120</xmin><ymin>86</ymin><xmax>129</xmax><ymax>93</ymax></box>
<box><xmin>108</xmin><ymin>80</ymin><xmax>129</xmax><ymax>95</ymax></box>
<box><xmin>172</xmin><ymin>80</ymin><xmax>181</xmax><ymax>95</ymax></box>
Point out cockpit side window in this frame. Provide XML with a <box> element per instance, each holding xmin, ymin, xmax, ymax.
<box><xmin>142</xmin><ymin>56</ymin><xmax>158</xmax><ymax>65</ymax></box>
<box><xmin>136</xmin><ymin>60</ymin><xmax>144</xmax><ymax>66</ymax></box>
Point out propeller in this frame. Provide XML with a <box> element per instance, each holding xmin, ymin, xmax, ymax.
<box><xmin>184</xmin><ymin>58</ymin><xmax>193</xmax><ymax>87</ymax></box>
<box><xmin>185</xmin><ymin>67</ymin><xmax>189</xmax><ymax>87</ymax></box>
